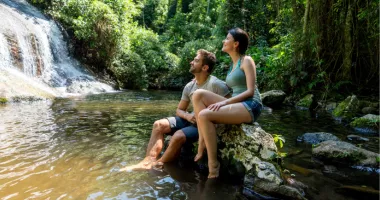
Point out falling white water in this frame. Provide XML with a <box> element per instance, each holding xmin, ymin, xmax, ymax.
<box><xmin>0</xmin><ymin>0</ymin><xmax>114</xmax><ymax>99</ymax></box>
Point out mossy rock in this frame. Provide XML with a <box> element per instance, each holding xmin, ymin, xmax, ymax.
<box><xmin>296</xmin><ymin>94</ymin><xmax>314</xmax><ymax>109</ymax></box>
<box><xmin>312</xmin><ymin>140</ymin><xmax>379</xmax><ymax>168</ymax></box>
<box><xmin>0</xmin><ymin>97</ymin><xmax>7</xmax><ymax>104</ymax></box>
<box><xmin>350</xmin><ymin>114</ymin><xmax>379</xmax><ymax>133</ymax></box>
<box><xmin>332</xmin><ymin>95</ymin><xmax>360</xmax><ymax>120</ymax></box>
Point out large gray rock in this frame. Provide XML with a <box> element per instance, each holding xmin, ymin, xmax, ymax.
<box><xmin>332</xmin><ymin>95</ymin><xmax>360</xmax><ymax>120</ymax></box>
<box><xmin>312</xmin><ymin>140</ymin><xmax>380</xmax><ymax>168</ymax></box>
<box><xmin>350</xmin><ymin>114</ymin><xmax>379</xmax><ymax>134</ymax></box>
<box><xmin>260</xmin><ymin>90</ymin><xmax>286</xmax><ymax>108</ymax></box>
<box><xmin>216</xmin><ymin>124</ymin><xmax>278</xmax><ymax>172</ymax></box>
<box><xmin>297</xmin><ymin>132</ymin><xmax>340</xmax><ymax>145</ymax></box>
<box><xmin>174</xmin><ymin>124</ymin><xmax>305</xmax><ymax>199</ymax></box>
<box><xmin>215</xmin><ymin>124</ymin><xmax>305</xmax><ymax>199</ymax></box>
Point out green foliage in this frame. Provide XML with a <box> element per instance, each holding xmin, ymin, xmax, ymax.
<box><xmin>128</xmin><ymin>27</ymin><xmax>173</xmax><ymax>88</ymax></box>
<box><xmin>163</xmin><ymin>39</ymin><xmax>219</xmax><ymax>88</ymax></box>
<box><xmin>135</xmin><ymin>0</ymin><xmax>169</xmax><ymax>33</ymax></box>
<box><xmin>28</xmin><ymin>0</ymin><xmax>379</xmax><ymax>96</ymax></box>
<box><xmin>272</xmin><ymin>134</ymin><xmax>287</xmax><ymax>160</ymax></box>
<box><xmin>110</xmin><ymin>50</ymin><xmax>148</xmax><ymax>89</ymax></box>
<box><xmin>272</xmin><ymin>134</ymin><xmax>285</xmax><ymax>149</ymax></box>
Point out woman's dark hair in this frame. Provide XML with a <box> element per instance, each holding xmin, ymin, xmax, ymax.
<box><xmin>228</xmin><ymin>28</ymin><xmax>249</xmax><ymax>54</ymax></box>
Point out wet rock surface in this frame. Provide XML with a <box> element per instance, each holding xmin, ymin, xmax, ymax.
<box><xmin>350</xmin><ymin>114</ymin><xmax>379</xmax><ymax>134</ymax></box>
<box><xmin>297</xmin><ymin>132</ymin><xmax>340</xmax><ymax>145</ymax></box>
<box><xmin>261</xmin><ymin>90</ymin><xmax>286</xmax><ymax>108</ymax></box>
<box><xmin>312</xmin><ymin>140</ymin><xmax>380</xmax><ymax>168</ymax></box>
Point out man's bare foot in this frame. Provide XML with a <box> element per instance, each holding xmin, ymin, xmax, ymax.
<box><xmin>208</xmin><ymin>161</ymin><xmax>220</xmax><ymax>179</ymax></box>
<box><xmin>119</xmin><ymin>157</ymin><xmax>156</xmax><ymax>172</ymax></box>
<box><xmin>151</xmin><ymin>161</ymin><xmax>164</xmax><ymax>171</ymax></box>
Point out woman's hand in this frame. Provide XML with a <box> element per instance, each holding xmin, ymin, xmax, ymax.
<box><xmin>207</xmin><ymin>101</ymin><xmax>228</xmax><ymax>111</ymax></box>
<box><xmin>185</xmin><ymin>113</ymin><xmax>196</xmax><ymax>124</ymax></box>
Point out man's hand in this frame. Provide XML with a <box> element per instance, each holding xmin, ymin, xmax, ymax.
<box><xmin>208</xmin><ymin>101</ymin><xmax>227</xmax><ymax>111</ymax></box>
<box><xmin>185</xmin><ymin>113</ymin><xmax>196</xmax><ymax>124</ymax></box>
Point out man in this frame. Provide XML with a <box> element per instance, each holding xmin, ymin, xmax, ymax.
<box><xmin>120</xmin><ymin>49</ymin><xmax>230</xmax><ymax>171</ymax></box>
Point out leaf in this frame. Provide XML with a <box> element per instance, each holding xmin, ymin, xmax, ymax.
<box><xmin>279</xmin><ymin>140</ymin><xmax>283</xmax><ymax>148</ymax></box>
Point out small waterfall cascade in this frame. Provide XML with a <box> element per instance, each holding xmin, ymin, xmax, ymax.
<box><xmin>0</xmin><ymin>0</ymin><xmax>114</xmax><ymax>98</ymax></box>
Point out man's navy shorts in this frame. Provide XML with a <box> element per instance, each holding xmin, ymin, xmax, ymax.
<box><xmin>166</xmin><ymin>116</ymin><xmax>198</xmax><ymax>144</ymax></box>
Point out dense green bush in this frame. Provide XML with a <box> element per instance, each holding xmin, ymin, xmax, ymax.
<box><xmin>110</xmin><ymin>50</ymin><xmax>148</xmax><ymax>89</ymax></box>
<box><xmin>28</xmin><ymin>0</ymin><xmax>378</xmax><ymax>98</ymax></box>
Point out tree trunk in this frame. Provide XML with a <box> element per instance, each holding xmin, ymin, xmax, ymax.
<box><xmin>342</xmin><ymin>2</ymin><xmax>353</xmax><ymax>80</ymax></box>
<box><xmin>301</xmin><ymin>0</ymin><xmax>310</xmax><ymax>60</ymax></box>
<box><xmin>302</xmin><ymin>0</ymin><xmax>310</xmax><ymax>35</ymax></box>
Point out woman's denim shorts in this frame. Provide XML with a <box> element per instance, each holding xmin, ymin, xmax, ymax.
<box><xmin>242</xmin><ymin>100</ymin><xmax>263</xmax><ymax>123</ymax></box>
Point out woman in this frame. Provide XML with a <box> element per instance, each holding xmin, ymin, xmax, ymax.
<box><xmin>192</xmin><ymin>28</ymin><xmax>262</xmax><ymax>178</ymax></box>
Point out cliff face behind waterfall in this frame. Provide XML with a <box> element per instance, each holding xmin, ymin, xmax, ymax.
<box><xmin>0</xmin><ymin>0</ymin><xmax>113</xmax><ymax>101</ymax></box>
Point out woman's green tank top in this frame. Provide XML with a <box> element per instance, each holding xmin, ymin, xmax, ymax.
<box><xmin>225</xmin><ymin>57</ymin><xmax>262</xmax><ymax>103</ymax></box>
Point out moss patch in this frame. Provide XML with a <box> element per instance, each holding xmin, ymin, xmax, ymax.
<box><xmin>350</xmin><ymin>115</ymin><xmax>380</xmax><ymax>130</ymax></box>
<box><xmin>0</xmin><ymin>97</ymin><xmax>7</xmax><ymax>104</ymax></box>
<box><xmin>332</xmin><ymin>95</ymin><xmax>359</xmax><ymax>119</ymax></box>
<box><xmin>296</xmin><ymin>94</ymin><xmax>313</xmax><ymax>108</ymax></box>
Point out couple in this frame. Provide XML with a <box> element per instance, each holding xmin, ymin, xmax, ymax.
<box><xmin>120</xmin><ymin>28</ymin><xmax>263</xmax><ymax>178</ymax></box>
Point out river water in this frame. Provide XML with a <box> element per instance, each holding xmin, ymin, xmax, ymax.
<box><xmin>0</xmin><ymin>91</ymin><xmax>378</xmax><ymax>199</ymax></box>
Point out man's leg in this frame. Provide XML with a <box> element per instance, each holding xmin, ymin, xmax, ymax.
<box><xmin>156</xmin><ymin>130</ymin><xmax>186</xmax><ymax>163</ymax></box>
<box><xmin>155</xmin><ymin>125</ymin><xmax>198</xmax><ymax>166</ymax></box>
<box><xmin>120</xmin><ymin>118</ymin><xmax>171</xmax><ymax>171</ymax></box>
<box><xmin>145</xmin><ymin>119</ymin><xmax>172</xmax><ymax>159</ymax></box>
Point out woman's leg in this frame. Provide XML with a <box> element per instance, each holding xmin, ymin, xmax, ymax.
<box><xmin>192</xmin><ymin>89</ymin><xmax>226</xmax><ymax>162</ymax></box>
<box><xmin>196</xmin><ymin>100</ymin><xmax>252</xmax><ymax>178</ymax></box>
<box><xmin>192</xmin><ymin>89</ymin><xmax>252</xmax><ymax>178</ymax></box>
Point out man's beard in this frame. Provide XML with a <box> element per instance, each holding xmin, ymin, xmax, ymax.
<box><xmin>189</xmin><ymin>67</ymin><xmax>202</xmax><ymax>73</ymax></box>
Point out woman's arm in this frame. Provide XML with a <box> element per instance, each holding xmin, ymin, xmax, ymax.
<box><xmin>208</xmin><ymin>56</ymin><xmax>257</xmax><ymax>111</ymax></box>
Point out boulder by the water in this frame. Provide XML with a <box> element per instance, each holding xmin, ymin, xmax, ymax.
<box><xmin>312</xmin><ymin>140</ymin><xmax>380</xmax><ymax>169</ymax></box>
<box><xmin>261</xmin><ymin>90</ymin><xmax>286</xmax><ymax>108</ymax></box>
<box><xmin>350</xmin><ymin>114</ymin><xmax>379</xmax><ymax>134</ymax></box>
<box><xmin>297</xmin><ymin>132</ymin><xmax>340</xmax><ymax>145</ymax></box>
<box><xmin>213</xmin><ymin>124</ymin><xmax>277</xmax><ymax>176</ymax></box>
<box><xmin>332</xmin><ymin>95</ymin><xmax>360</xmax><ymax>120</ymax></box>
<box><xmin>172</xmin><ymin>123</ymin><xmax>306</xmax><ymax>199</ymax></box>
<box><xmin>214</xmin><ymin>124</ymin><xmax>305</xmax><ymax>199</ymax></box>
<box><xmin>296</xmin><ymin>94</ymin><xmax>315</xmax><ymax>110</ymax></box>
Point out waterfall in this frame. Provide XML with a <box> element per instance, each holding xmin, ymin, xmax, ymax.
<box><xmin>0</xmin><ymin>0</ymin><xmax>114</xmax><ymax>98</ymax></box>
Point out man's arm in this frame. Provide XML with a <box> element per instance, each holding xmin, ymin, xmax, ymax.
<box><xmin>213</xmin><ymin>78</ymin><xmax>232</xmax><ymax>98</ymax></box>
<box><xmin>175</xmin><ymin>100</ymin><xmax>196</xmax><ymax>124</ymax></box>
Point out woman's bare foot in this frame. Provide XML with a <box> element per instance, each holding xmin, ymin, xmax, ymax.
<box><xmin>208</xmin><ymin>161</ymin><xmax>220</xmax><ymax>179</ymax></box>
<box><xmin>194</xmin><ymin>152</ymin><xmax>204</xmax><ymax>162</ymax></box>
<box><xmin>194</xmin><ymin>141</ymin><xmax>205</xmax><ymax>162</ymax></box>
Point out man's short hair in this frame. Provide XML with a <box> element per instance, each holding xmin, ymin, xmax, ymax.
<box><xmin>197</xmin><ymin>49</ymin><xmax>216</xmax><ymax>74</ymax></box>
